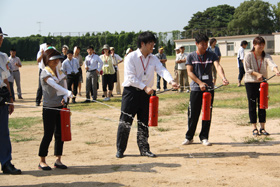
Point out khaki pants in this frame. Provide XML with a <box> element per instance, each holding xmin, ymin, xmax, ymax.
<box><xmin>178</xmin><ymin>69</ymin><xmax>189</xmax><ymax>91</ymax></box>
<box><xmin>174</xmin><ymin>69</ymin><xmax>179</xmax><ymax>84</ymax></box>
<box><xmin>115</xmin><ymin>70</ymin><xmax>121</xmax><ymax>94</ymax></box>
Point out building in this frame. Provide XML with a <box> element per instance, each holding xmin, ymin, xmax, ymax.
<box><xmin>175</xmin><ymin>34</ymin><xmax>276</xmax><ymax>56</ymax></box>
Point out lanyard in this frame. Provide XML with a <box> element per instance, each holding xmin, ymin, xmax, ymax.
<box><xmin>196</xmin><ymin>51</ymin><xmax>206</xmax><ymax>69</ymax></box>
<box><xmin>253</xmin><ymin>52</ymin><xmax>262</xmax><ymax>73</ymax></box>
<box><xmin>103</xmin><ymin>55</ymin><xmax>109</xmax><ymax>63</ymax></box>
<box><xmin>140</xmin><ymin>56</ymin><xmax>150</xmax><ymax>75</ymax></box>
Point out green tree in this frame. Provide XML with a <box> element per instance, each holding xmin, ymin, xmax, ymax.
<box><xmin>228</xmin><ymin>0</ymin><xmax>275</xmax><ymax>34</ymax></box>
<box><xmin>272</xmin><ymin>2</ymin><xmax>280</xmax><ymax>32</ymax></box>
<box><xmin>183</xmin><ymin>4</ymin><xmax>235</xmax><ymax>38</ymax></box>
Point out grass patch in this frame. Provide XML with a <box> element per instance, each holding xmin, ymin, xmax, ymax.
<box><xmin>9</xmin><ymin>117</ymin><xmax>42</xmax><ymax>129</ymax></box>
<box><xmin>14</xmin><ymin>137</ymin><xmax>35</xmax><ymax>143</ymax></box>
<box><xmin>266</xmin><ymin>107</ymin><xmax>280</xmax><ymax>118</ymax></box>
<box><xmin>111</xmin><ymin>166</ymin><xmax>121</xmax><ymax>171</ymax></box>
<box><xmin>85</xmin><ymin>140</ymin><xmax>100</xmax><ymax>145</ymax></box>
<box><xmin>22</xmin><ymin>61</ymin><xmax>37</xmax><ymax>65</ymax></box>
<box><xmin>156</xmin><ymin>127</ymin><xmax>171</xmax><ymax>132</ymax></box>
<box><xmin>243</xmin><ymin>136</ymin><xmax>274</xmax><ymax>144</ymax></box>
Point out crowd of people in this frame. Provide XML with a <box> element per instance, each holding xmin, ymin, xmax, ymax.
<box><xmin>1</xmin><ymin>27</ymin><xmax>279</xmax><ymax>174</ymax></box>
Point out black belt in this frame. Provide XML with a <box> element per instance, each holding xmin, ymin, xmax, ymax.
<box><xmin>128</xmin><ymin>86</ymin><xmax>143</xmax><ymax>91</ymax></box>
<box><xmin>87</xmin><ymin>69</ymin><xmax>96</xmax><ymax>72</ymax></box>
<box><xmin>13</xmin><ymin>70</ymin><xmax>19</xmax><ymax>72</ymax></box>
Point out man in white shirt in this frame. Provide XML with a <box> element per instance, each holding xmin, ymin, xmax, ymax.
<box><xmin>84</xmin><ymin>46</ymin><xmax>103</xmax><ymax>102</ymax></box>
<box><xmin>62</xmin><ymin>50</ymin><xmax>80</xmax><ymax>103</ymax></box>
<box><xmin>237</xmin><ymin>40</ymin><xmax>248</xmax><ymax>87</ymax></box>
<box><xmin>110</xmin><ymin>47</ymin><xmax>123</xmax><ymax>95</ymax></box>
<box><xmin>8</xmin><ymin>48</ymin><xmax>23</xmax><ymax>100</ymax></box>
<box><xmin>0</xmin><ymin>27</ymin><xmax>21</xmax><ymax>175</ymax></box>
<box><xmin>116</xmin><ymin>31</ymin><xmax>179</xmax><ymax>158</ymax></box>
<box><xmin>176</xmin><ymin>46</ymin><xmax>190</xmax><ymax>92</ymax></box>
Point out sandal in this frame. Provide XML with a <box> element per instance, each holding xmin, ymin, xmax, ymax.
<box><xmin>259</xmin><ymin>128</ymin><xmax>270</xmax><ymax>136</ymax></box>
<box><xmin>252</xmin><ymin>129</ymin><xmax>259</xmax><ymax>136</ymax></box>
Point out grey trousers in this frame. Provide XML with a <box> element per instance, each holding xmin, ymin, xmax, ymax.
<box><xmin>13</xmin><ymin>71</ymin><xmax>22</xmax><ymax>97</ymax></box>
<box><xmin>86</xmin><ymin>70</ymin><xmax>98</xmax><ymax>100</ymax></box>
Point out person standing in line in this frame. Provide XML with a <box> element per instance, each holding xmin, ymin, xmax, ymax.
<box><xmin>116</xmin><ymin>31</ymin><xmax>179</xmax><ymax>158</ymax></box>
<box><xmin>84</xmin><ymin>46</ymin><xmax>103</xmax><ymax>102</ymax></box>
<box><xmin>73</xmin><ymin>46</ymin><xmax>83</xmax><ymax>96</ymax></box>
<box><xmin>0</xmin><ymin>27</ymin><xmax>21</xmax><ymax>175</ymax></box>
<box><xmin>237</xmin><ymin>40</ymin><xmax>248</xmax><ymax>87</ymax></box>
<box><xmin>38</xmin><ymin>47</ymin><xmax>73</xmax><ymax>170</ymax></box>
<box><xmin>155</xmin><ymin>47</ymin><xmax>167</xmax><ymax>91</ymax></box>
<box><xmin>172</xmin><ymin>47</ymin><xmax>180</xmax><ymax>91</ymax></box>
<box><xmin>61</xmin><ymin>50</ymin><xmax>80</xmax><ymax>103</ymax></box>
<box><xmin>244</xmin><ymin>36</ymin><xmax>280</xmax><ymax>136</ymax></box>
<box><xmin>61</xmin><ymin>45</ymin><xmax>69</xmax><ymax>61</ymax></box>
<box><xmin>176</xmin><ymin>46</ymin><xmax>189</xmax><ymax>92</ymax></box>
<box><xmin>9</xmin><ymin>49</ymin><xmax>23</xmax><ymax>99</ymax></box>
<box><xmin>125</xmin><ymin>47</ymin><xmax>133</xmax><ymax>57</ymax></box>
<box><xmin>36</xmin><ymin>42</ymin><xmax>51</xmax><ymax>106</ymax></box>
<box><xmin>100</xmin><ymin>44</ymin><xmax>115</xmax><ymax>101</ymax></box>
<box><xmin>7</xmin><ymin>62</ymin><xmax>15</xmax><ymax>101</ymax></box>
<box><xmin>207</xmin><ymin>38</ymin><xmax>221</xmax><ymax>86</ymax></box>
<box><xmin>182</xmin><ymin>33</ymin><xmax>229</xmax><ymax>146</ymax></box>
<box><xmin>110</xmin><ymin>47</ymin><xmax>123</xmax><ymax>95</ymax></box>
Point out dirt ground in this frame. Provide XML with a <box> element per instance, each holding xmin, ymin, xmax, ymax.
<box><xmin>1</xmin><ymin>55</ymin><xmax>280</xmax><ymax>187</ymax></box>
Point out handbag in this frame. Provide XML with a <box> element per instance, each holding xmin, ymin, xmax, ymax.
<box><xmin>0</xmin><ymin>87</ymin><xmax>10</xmax><ymax>106</ymax></box>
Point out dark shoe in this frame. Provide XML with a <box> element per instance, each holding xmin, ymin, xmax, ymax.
<box><xmin>260</xmin><ymin>128</ymin><xmax>270</xmax><ymax>136</ymax></box>
<box><xmin>111</xmin><ymin>94</ymin><xmax>114</xmax><ymax>97</ymax></box>
<box><xmin>2</xmin><ymin>163</ymin><xmax>21</xmax><ymax>174</ymax></box>
<box><xmin>72</xmin><ymin>98</ymin><xmax>76</xmax><ymax>104</ymax></box>
<box><xmin>82</xmin><ymin>99</ymin><xmax>91</xmax><ymax>103</ymax></box>
<box><xmin>38</xmin><ymin>164</ymin><xmax>52</xmax><ymax>171</ymax></box>
<box><xmin>252</xmin><ymin>128</ymin><xmax>259</xmax><ymax>136</ymax></box>
<box><xmin>18</xmin><ymin>96</ymin><xmax>23</xmax><ymax>99</ymax></box>
<box><xmin>36</xmin><ymin>103</ymin><xmax>40</xmax><ymax>106</ymax></box>
<box><xmin>54</xmin><ymin>163</ymin><xmax>67</xmax><ymax>169</ymax></box>
<box><xmin>102</xmin><ymin>95</ymin><xmax>105</xmax><ymax>98</ymax></box>
<box><xmin>140</xmin><ymin>151</ymin><xmax>156</xmax><ymax>158</ymax></box>
<box><xmin>116</xmin><ymin>151</ymin><xmax>124</xmax><ymax>158</ymax></box>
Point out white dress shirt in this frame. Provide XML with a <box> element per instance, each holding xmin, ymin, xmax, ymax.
<box><xmin>177</xmin><ymin>52</ymin><xmax>188</xmax><ymax>70</ymax></box>
<box><xmin>237</xmin><ymin>47</ymin><xmax>245</xmax><ymax>67</ymax></box>
<box><xmin>84</xmin><ymin>54</ymin><xmax>103</xmax><ymax>72</ymax></box>
<box><xmin>122</xmin><ymin>48</ymin><xmax>173</xmax><ymax>90</ymax></box>
<box><xmin>8</xmin><ymin>56</ymin><xmax>22</xmax><ymax>71</ymax></box>
<box><xmin>0</xmin><ymin>52</ymin><xmax>10</xmax><ymax>88</ymax></box>
<box><xmin>62</xmin><ymin>58</ymin><xmax>80</xmax><ymax>75</ymax></box>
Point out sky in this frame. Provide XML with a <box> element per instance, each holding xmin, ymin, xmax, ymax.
<box><xmin>0</xmin><ymin>0</ymin><xmax>279</xmax><ymax>37</ymax></box>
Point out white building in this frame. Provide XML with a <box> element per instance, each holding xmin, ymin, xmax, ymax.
<box><xmin>273</xmin><ymin>32</ymin><xmax>280</xmax><ymax>54</ymax></box>
<box><xmin>174</xmin><ymin>34</ymin><xmax>275</xmax><ymax>56</ymax></box>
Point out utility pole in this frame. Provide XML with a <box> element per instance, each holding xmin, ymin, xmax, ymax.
<box><xmin>37</xmin><ymin>21</ymin><xmax>42</xmax><ymax>35</ymax></box>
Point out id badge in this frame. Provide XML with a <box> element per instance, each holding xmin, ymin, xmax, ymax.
<box><xmin>202</xmin><ymin>75</ymin><xmax>209</xmax><ymax>80</ymax></box>
<box><xmin>104</xmin><ymin>64</ymin><xmax>109</xmax><ymax>67</ymax></box>
<box><xmin>142</xmin><ymin>74</ymin><xmax>148</xmax><ymax>81</ymax></box>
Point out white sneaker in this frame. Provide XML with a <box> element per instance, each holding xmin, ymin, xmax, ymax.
<box><xmin>103</xmin><ymin>97</ymin><xmax>110</xmax><ymax>101</ymax></box>
<box><xmin>186</xmin><ymin>89</ymin><xmax>190</xmax><ymax>93</ymax></box>
<box><xmin>156</xmin><ymin>88</ymin><xmax>160</xmax><ymax>92</ymax></box>
<box><xmin>201</xmin><ymin>139</ymin><xmax>212</xmax><ymax>146</ymax></box>
<box><xmin>182</xmin><ymin>139</ymin><xmax>193</xmax><ymax>145</ymax></box>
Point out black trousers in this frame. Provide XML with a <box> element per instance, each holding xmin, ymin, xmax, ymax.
<box><xmin>36</xmin><ymin>69</ymin><xmax>43</xmax><ymax>104</ymax></box>
<box><xmin>102</xmin><ymin>74</ymin><xmax>114</xmax><ymax>92</ymax></box>
<box><xmin>67</xmin><ymin>73</ymin><xmax>79</xmax><ymax>96</ymax></box>
<box><xmin>116</xmin><ymin>87</ymin><xmax>150</xmax><ymax>154</ymax></box>
<box><xmin>238</xmin><ymin>59</ymin><xmax>245</xmax><ymax>81</ymax></box>
<box><xmin>185</xmin><ymin>90</ymin><xmax>214</xmax><ymax>141</ymax></box>
<box><xmin>245</xmin><ymin>83</ymin><xmax>266</xmax><ymax>123</ymax></box>
<box><xmin>39</xmin><ymin>106</ymin><xmax>64</xmax><ymax>157</ymax></box>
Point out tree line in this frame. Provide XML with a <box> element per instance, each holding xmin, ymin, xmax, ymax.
<box><xmin>1</xmin><ymin>31</ymin><xmax>177</xmax><ymax>61</ymax></box>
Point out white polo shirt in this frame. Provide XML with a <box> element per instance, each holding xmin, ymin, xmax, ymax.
<box><xmin>177</xmin><ymin>52</ymin><xmax>188</xmax><ymax>70</ymax></box>
<box><xmin>0</xmin><ymin>52</ymin><xmax>10</xmax><ymax>88</ymax></box>
<box><xmin>122</xmin><ymin>48</ymin><xmax>173</xmax><ymax>90</ymax></box>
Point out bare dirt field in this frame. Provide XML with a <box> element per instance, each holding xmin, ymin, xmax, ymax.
<box><xmin>1</xmin><ymin>55</ymin><xmax>280</xmax><ymax>187</ymax></box>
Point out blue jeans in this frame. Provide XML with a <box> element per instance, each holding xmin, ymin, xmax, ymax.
<box><xmin>0</xmin><ymin>105</ymin><xmax>12</xmax><ymax>167</ymax></box>
<box><xmin>157</xmin><ymin>74</ymin><xmax>167</xmax><ymax>90</ymax></box>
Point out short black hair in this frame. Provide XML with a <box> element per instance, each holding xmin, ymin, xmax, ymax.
<box><xmin>75</xmin><ymin>46</ymin><xmax>81</xmax><ymax>50</ymax></box>
<box><xmin>10</xmin><ymin>48</ymin><xmax>16</xmax><ymax>52</ymax></box>
<box><xmin>67</xmin><ymin>50</ymin><xmax>73</xmax><ymax>55</ymax></box>
<box><xmin>46</xmin><ymin>42</ymin><xmax>52</xmax><ymax>46</ymax></box>
<box><xmin>195</xmin><ymin>33</ymin><xmax>209</xmax><ymax>44</ymax></box>
<box><xmin>137</xmin><ymin>31</ymin><xmax>156</xmax><ymax>48</ymax></box>
<box><xmin>87</xmin><ymin>46</ymin><xmax>94</xmax><ymax>50</ymax></box>
<box><xmin>241</xmin><ymin>40</ymin><xmax>248</xmax><ymax>46</ymax></box>
<box><xmin>209</xmin><ymin>38</ymin><xmax>217</xmax><ymax>46</ymax></box>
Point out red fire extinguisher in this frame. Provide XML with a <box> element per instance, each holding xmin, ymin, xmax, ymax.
<box><xmin>202</xmin><ymin>91</ymin><xmax>212</xmax><ymax>121</ymax></box>
<box><xmin>148</xmin><ymin>92</ymin><xmax>159</xmax><ymax>127</ymax></box>
<box><xmin>60</xmin><ymin>107</ymin><xmax>72</xmax><ymax>141</ymax></box>
<box><xmin>259</xmin><ymin>81</ymin><xmax>269</xmax><ymax>109</ymax></box>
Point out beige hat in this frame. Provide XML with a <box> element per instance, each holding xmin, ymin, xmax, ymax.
<box><xmin>110</xmin><ymin>47</ymin><xmax>115</xmax><ymax>50</ymax></box>
<box><xmin>102</xmin><ymin>44</ymin><xmax>110</xmax><ymax>50</ymax></box>
<box><xmin>174</xmin><ymin>46</ymin><xmax>180</xmax><ymax>50</ymax></box>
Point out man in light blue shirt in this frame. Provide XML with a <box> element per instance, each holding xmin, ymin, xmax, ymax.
<box><xmin>84</xmin><ymin>46</ymin><xmax>103</xmax><ymax>102</ymax></box>
<box><xmin>62</xmin><ymin>50</ymin><xmax>80</xmax><ymax>103</ymax></box>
